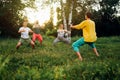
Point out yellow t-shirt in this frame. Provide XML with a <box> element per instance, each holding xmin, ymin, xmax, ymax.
<box><xmin>74</xmin><ymin>19</ymin><xmax>97</xmax><ymax>42</ymax></box>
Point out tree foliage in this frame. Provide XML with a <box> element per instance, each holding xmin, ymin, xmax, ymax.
<box><xmin>63</xmin><ymin>0</ymin><xmax>120</xmax><ymax>37</ymax></box>
<box><xmin>0</xmin><ymin>0</ymin><xmax>35</xmax><ymax>38</ymax></box>
<box><xmin>95</xmin><ymin>0</ymin><xmax>120</xmax><ymax>36</ymax></box>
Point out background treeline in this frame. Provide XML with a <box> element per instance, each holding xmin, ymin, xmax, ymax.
<box><xmin>0</xmin><ymin>0</ymin><xmax>120</xmax><ymax>38</ymax></box>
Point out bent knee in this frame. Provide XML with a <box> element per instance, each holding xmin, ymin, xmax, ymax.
<box><xmin>31</xmin><ymin>41</ymin><xmax>35</xmax><ymax>45</ymax></box>
<box><xmin>72</xmin><ymin>42</ymin><xmax>76</xmax><ymax>48</ymax></box>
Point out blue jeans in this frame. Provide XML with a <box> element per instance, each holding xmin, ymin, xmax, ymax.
<box><xmin>72</xmin><ymin>37</ymin><xmax>96</xmax><ymax>52</ymax></box>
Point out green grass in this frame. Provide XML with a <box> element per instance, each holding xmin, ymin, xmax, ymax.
<box><xmin>0</xmin><ymin>36</ymin><xmax>120</xmax><ymax>80</ymax></box>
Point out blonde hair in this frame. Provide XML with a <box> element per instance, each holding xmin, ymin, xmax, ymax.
<box><xmin>34</xmin><ymin>20</ymin><xmax>39</xmax><ymax>24</ymax></box>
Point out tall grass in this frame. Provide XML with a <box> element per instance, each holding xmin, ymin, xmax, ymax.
<box><xmin>0</xmin><ymin>36</ymin><xmax>120</xmax><ymax>80</ymax></box>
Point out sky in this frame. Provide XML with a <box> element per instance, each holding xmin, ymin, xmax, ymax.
<box><xmin>22</xmin><ymin>0</ymin><xmax>58</xmax><ymax>26</ymax></box>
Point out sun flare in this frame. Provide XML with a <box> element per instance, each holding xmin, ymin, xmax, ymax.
<box><xmin>24</xmin><ymin>7</ymin><xmax>50</xmax><ymax>25</ymax></box>
<box><xmin>22</xmin><ymin>0</ymin><xmax>58</xmax><ymax>26</ymax></box>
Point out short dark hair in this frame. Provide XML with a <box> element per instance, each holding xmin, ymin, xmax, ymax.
<box><xmin>85</xmin><ymin>12</ymin><xmax>92</xmax><ymax>18</ymax></box>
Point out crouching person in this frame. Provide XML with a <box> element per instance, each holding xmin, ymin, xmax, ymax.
<box><xmin>16</xmin><ymin>21</ymin><xmax>35</xmax><ymax>49</ymax></box>
<box><xmin>53</xmin><ymin>24</ymin><xmax>71</xmax><ymax>45</ymax></box>
<box><xmin>71</xmin><ymin>12</ymin><xmax>99</xmax><ymax>61</ymax></box>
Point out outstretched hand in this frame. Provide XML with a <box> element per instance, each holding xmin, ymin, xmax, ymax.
<box><xmin>64</xmin><ymin>29</ymin><xmax>67</xmax><ymax>32</ymax></box>
<box><xmin>70</xmin><ymin>24</ymin><xmax>74</xmax><ymax>28</ymax></box>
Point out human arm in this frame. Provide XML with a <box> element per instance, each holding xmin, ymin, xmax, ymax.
<box><xmin>27</xmin><ymin>27</ymin><xmax>34</xmax><ymax>33</ymax></box>
<box><xmin>29</xmin><ymin>29</ymin><xmax>34</xmax><ymax>33</ymax></box>
<box><xmin>71</xmin><ymin>20</ymin><xmax>86</xmax><ymax>29</ymax></box>
<box><xmin>18</xmin><ymin>28</ymin><xmax>25</xmax><ymax>33</ymax></box>
<box><xmin>64</xmin><ymin>29</ymin><xmax>68</xmax><ymax>32</ymax></box>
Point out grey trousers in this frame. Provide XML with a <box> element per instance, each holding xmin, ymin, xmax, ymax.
<box><xmin>53</xmin><ymin>36</ymin><xmax>71</xmax><ymax>45</ymax></box>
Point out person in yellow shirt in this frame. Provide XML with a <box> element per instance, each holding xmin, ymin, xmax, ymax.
<box><xmin>71</xmin><ymin>12</ymin><xmax>99</xmax><ymax>61</ymax></box>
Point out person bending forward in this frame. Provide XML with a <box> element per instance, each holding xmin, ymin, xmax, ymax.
<box><xmin>71</xmin><ymin>12</ymin><xmax>99</xmax><ymax>61</ymax></box>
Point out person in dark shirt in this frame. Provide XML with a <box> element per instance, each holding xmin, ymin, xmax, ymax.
<box><xmin>32</xmin><ymin>20</ymin><xmax>43</xmax><ymax>45</ymax></box>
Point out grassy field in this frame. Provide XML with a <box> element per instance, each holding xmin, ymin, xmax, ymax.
<box><xmin>0</xmin><ymin>36</ymin><xmax>120</xmax><ymax>80</ymax></box>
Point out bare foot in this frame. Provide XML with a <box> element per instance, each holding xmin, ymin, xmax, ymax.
<box><xmin>78</xmin><ymin>57</ymin><xmax>83</xmax><ymax>61</ymax></box>
<box><xmin>96</xmin><ymin>53</ymin><xmax>99</xmax><ymax>57</ymax></box>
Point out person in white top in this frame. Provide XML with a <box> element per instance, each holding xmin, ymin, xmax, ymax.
<box><xmin>53</xmin><ymin>24</ymin><xmax>71</xmax><ymax>45</ymax></box>
<box><xmin>16</xmin><ymin>21</ymin><xmax>35</xmax><ymax>49</ymax></box>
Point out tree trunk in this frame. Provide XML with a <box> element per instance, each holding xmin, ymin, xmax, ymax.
<box><xmin>67</xmin><ymin>0</ymin><xmax>73</xmax><ymax>39</ymax></box>
<box><xmin>68</xmin><ymin>0</ymin><xmax>73</xmax><ymax>30</ymax></box>
<box><xmin>60</xmin><ymin>0</ymin><xmax>74</xmax><ymax>41</ymax></box>
<box><xmin>60</xmin><ymin>0</ymin><xmax>67</xmax><ymax>30</ymax></box>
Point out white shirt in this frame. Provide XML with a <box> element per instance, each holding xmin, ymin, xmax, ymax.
<box><xmin>19</xmin><ymin>27</ymin><xmax>31</xmax><ymax>39</ymax></box>
<box><xmin>57</xmin><ymin>29</ymin><xmax>65</xmax><ymax>37</ymax></box>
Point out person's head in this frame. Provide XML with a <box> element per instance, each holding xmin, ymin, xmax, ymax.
<box><xmin>85</xmin><ymin>12</ymin><xmax>92</xmax><ymax>19</ymax></box>
<box><xmin>24</xmin><ymin>17</ymin><xmax>28</xmax><ymax>22</ymax></box>
<box><xmin>35</xmin><ymin>20</ymin><xmax>39</xmax><ymax>24</ymax></box>
<box><xmin>59</xmin><ymin>24</ymin><xmax>64</xmax><ymax>29</ymax></box>
<box><xmin>23</xmin><ymin>21</ymin><xmax>28</xmax><ymax>27</ymax></box>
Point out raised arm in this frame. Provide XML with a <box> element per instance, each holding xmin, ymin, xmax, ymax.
<box><xmin>71</xmin><ymin>20</ymin><xmax>86</xmax><ymax>29</ymax></box>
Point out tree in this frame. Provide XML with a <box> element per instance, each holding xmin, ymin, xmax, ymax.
<box><xmin>95</xmin><ymin>0</ymin><xmax>120</xmax><ymax>36</ymax></box>
<box><xmin>66</xmin><ymin>0</ymin><xmax>120</xmax><ymax>36</ymax></box>
<box><xmin>0</xmin><ymin>0</ymin><xmax>35</xmax><ymax>37</ymax></box>
<box><xmin>29</xmin><ymin>0</ymin><xmax>120</xmax><ymax>37</ymax></box>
